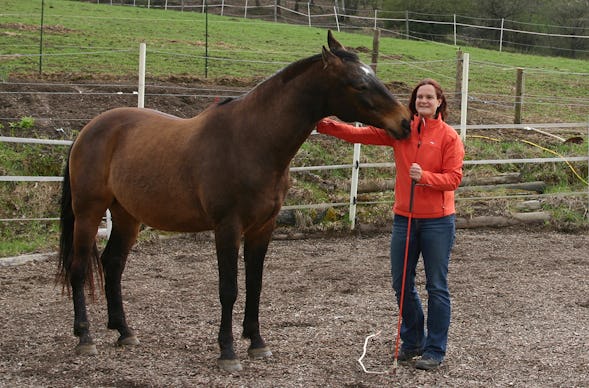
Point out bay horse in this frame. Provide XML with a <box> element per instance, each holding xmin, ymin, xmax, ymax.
<box><xmin>57</xmin><ymin>30</ymin><xmax>410</xmax><ymax>372</ymax></box>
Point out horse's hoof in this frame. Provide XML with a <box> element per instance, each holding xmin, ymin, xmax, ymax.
<box><xmin>217</xmin><ymin>358</ymin><xmax>243</xmax><ymax>372</ymax></box>
<box><xmin>117</xmin><ymin>335</ymin><xmax>140</xmax><ymax>346</ymax></box>
<box><xmin>248</xmin><ymin>346</ymin><xmax>272</xmax><ymax>359</ymax></box>
<box><xmin>75</xmin><ymin>343</ymin><xmax>98</xmax><ymax>356</ymax></box>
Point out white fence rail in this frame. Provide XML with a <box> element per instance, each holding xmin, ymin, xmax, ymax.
<box><xmin>2</xmin><ymin>122</ymin><xmax>588</xmax><ymax>228</ymax></box>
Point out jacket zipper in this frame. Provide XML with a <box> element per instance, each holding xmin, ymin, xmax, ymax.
<box><xmin>416</xmin><ymin>118</ymin><xmax>446</xmax><ymax>213</ymax></box>
<box><xmin>414</xmin><ymin>118</ymin><xmax>423</xmax><ymax>163</ymax></box>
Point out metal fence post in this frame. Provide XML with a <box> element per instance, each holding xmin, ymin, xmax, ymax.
<box><xmin>459</xmin><ymin>52</ymin><xmax>470</xmax><ymax>142</ymax></box>
<box><xmin>138</xmin><ymin>42</ymin><xmax>146</xmax><ymax>108</ymax></box>
<box><xmin>349</xmin><ymin>142</ymin><xmax>361</xmax><ymax>230</ymax></box>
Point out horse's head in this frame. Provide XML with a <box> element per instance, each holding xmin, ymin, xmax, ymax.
<box><xmin>320</xmin><ymin>31</ymin><xmax>411</xmax><ymax>139</ymax></box>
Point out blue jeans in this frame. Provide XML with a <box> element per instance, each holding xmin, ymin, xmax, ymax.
<box><xmin>390</xmin><ymin>214</ymin><xmax>455</xmax><ymax>362</ymax></box>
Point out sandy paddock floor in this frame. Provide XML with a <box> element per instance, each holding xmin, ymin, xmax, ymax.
<box><xmin>1</xmin><ymin>228</ymin><xmax>588</xmax><ymax>387</ymax></box>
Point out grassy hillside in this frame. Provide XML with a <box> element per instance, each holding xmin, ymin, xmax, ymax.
<box><xmin>1</xmin><ymin>0</ymin><xmax>588</xmax><ymax>121</ymax></box>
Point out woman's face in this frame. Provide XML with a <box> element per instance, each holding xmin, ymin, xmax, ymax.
<box><xmin>415</xmin><ymin>84</ymin><xmax>441</xmax><ymax>119</ymax></box>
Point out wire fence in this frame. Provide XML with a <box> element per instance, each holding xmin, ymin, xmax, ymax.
<box><xmin>2</xmin><ymin>51</ymin><xmax>588</xmax><ymax>126</ymax></box>
<box><xmin>83</xmin><ymin>0</ymin><xmax>589</xmax><ymax>58</ymax></box>
<box><xmin>1</xmin><ymin>49</ymin><xmax>588</xmax><ymax>227</ymax></box>
<box><xmin>1</xmin><ymin>37</ymin><xmax>588</xmax><ymax>229</ymax></box>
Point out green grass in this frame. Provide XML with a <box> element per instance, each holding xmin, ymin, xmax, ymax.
<box><xmin>1</xmin><ymin>0</ymin><xmax>588</xmax><ymax>121</ymax></box>
<box><xmin>0</xmin><ymin>221</ymin><xmax>59</xmax><ymax>257</ymax></box>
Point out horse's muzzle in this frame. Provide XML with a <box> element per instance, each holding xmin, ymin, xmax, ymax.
<box><xmin>391</xmin><ymin>118</ymin><xmax>411</xmax><ymax>139</ymax></box>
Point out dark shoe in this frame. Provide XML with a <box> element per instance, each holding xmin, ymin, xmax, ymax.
<box><xmin>396</xmin><ymin>348</ymin><xmax>423</xmax><ymax>362</ymax></box>
<box><xmin>415</xmin><ymin>356</ymin><xmax>441</xmax><ymax>370</ymax></box>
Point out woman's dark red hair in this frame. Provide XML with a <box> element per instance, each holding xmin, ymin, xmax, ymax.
<box><xmin>408</xmin><ymin>78</ymin><xmax>448</xmax><ymax>121</ymax></box>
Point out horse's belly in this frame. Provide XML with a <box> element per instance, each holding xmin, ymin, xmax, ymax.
<box><xmin>114</xmin><ymin>184</ymin><xmax>213</xmax><ymax>233</ymax></box>
<box><xmin>128</xmin><ymin>202</ymin><xmax>212</xmax><ymax>232</ymax></box>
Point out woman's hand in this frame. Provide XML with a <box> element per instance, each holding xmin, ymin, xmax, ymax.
<box><xmin>409</xmin><ymin>163</ymin><xmax>423</xmax><ymax>182</ymax></box>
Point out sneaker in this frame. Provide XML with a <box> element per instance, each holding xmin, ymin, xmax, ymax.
<box><xmin>415</xmin><ymin>356</ymin><xmax>441</xmax><ymax>370</ymax></box>
<box><xmin>395</xmin><ymin>348</ymin><xmax>423</xmax><ymax>362</ymax></box>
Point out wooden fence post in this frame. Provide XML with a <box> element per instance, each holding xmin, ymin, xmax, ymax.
<box><xmin>371</xmin><ymin>28</ymin><xmax>380</xmax><ymax>72</ymax></box>
<box><xmin>455</xmin><ymin>49</ymin><xmax>463</xmax><ymax>108</ymax></box>
<box><xmin>405</xmin><ymin>10</ymin><xmax>409</xmax><ymax>39</ymax></box>
<box><xmin>514</xmin><ymin>67</ymin><xmax>524</xmax><ymax>124</ymax></box>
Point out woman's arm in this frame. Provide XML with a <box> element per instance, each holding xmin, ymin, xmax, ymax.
<box><xmin>316</xmin><ymin>118</ymin><xmax>396</xmax><ymax>146</ymax></box>
<box><xmin>419</xmin><ymin>133</ymin><xmax>464</xmax><ymax>191</ymax></box>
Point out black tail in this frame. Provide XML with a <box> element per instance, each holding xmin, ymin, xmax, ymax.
<box><xmin>56</xmin><ymin>151</ymin><xmax>101</xmax><ymax>295</ymax></box>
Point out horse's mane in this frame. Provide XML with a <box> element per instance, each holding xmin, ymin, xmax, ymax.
<box><xmin>218</xmin><ymin>97</ymin><xmax>234</xmax><ymax>105</ymax></box>
<box><xmin>229</xmin><ymin>48</ymin><xmax>360</xmax><ymax>102</ymax></box>
<box><xmin>278</xmin><ymin>48</ymin><xmax>359</xmax><ymax>84</ymax></box>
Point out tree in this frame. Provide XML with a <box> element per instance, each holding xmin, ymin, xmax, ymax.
<box><xmin>548</xmin><ymin>0</ymin><xmax>589</xmax><ymax>57</ymax></box>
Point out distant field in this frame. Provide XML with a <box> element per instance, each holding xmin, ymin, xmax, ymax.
<box><xmin>1</xmin><ymin>0</ymin><xmax>588</xmax><ymax>122</ymax></box>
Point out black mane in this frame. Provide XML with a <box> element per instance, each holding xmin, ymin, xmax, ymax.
<box><xmin>218</xmin><ymin>97</ymin><xmax>234</xmax><ymax>105</ymax></box>
<box><xmin>279</xmin><ymin>49</ymin><xmax>360</xmax><ymax>83</ymax></box>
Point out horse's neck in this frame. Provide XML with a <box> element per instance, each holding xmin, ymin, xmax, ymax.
<box><xmin>231</xmin><ymin>79</ymin><xmax>321</xmax><ymax>169</ymax></box>
<box><xmin>246</xmin><ymin>65</ymin><xmax>325</xmax><ymax>166</ymax></box>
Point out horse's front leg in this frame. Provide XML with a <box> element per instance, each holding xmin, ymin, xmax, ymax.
<box><xmin>214</xmin><ymin>223</ymin><xmax>242</xmax><ymax>372</ymax></box>
<box><xmin>243</xmin><ymin>225</ymin><xmax>273</xmax><ymax>360</ymax></box>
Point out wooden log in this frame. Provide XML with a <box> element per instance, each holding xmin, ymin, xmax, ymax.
<box><xmin>514</xmin><ymin>200</ymin><xmax>542</xmax><ymax>211</ymax></box>
<box><xmin>457</xmin><ymin>181</ymin><xmax>546</xmax><ymax>194</ymax></box>
<box><xmin>357</xmin><ymin>173</ymin><xmax>524</xmax><ymax>194</ymax></box>
<box><xmin>456</xmin><ymin>211</ymin><xmax>550</xmax><ymax>228</ymax></box>
<box><xmin>460</xmin><ymin>172</ymin><xmax>521</xmax><ymax>186</ymax></box>
<box><xmin>511</xmin><ymin>211</ymin><xmax>551</xmax><ymax>223</ymax></box>
<box><xmin>357</xmin><ymin>178</ymin><xmax>394</xmax><ymax>193</ymax></box>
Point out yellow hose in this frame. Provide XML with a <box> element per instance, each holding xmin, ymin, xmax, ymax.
<box><xmin>467</xmin><ymin>135</ymin><xmax>588</xmax><ymax>186</ymax></box>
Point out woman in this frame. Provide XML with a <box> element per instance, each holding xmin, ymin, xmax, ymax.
<box><xmin>316</xmin><ymin>79</ymin><xmax>464</xmax><ymax>370</ymax></box>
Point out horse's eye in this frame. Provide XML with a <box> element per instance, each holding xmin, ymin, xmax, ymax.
<box><xmin>350</xmin><ymin>81</ymin><xmax>368</xmax><ymax>92</ymax></box>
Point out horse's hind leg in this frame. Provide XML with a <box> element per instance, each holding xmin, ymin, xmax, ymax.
<box><xmin>70</xmin><ymin>212</ymin><xmax>104</xmax><ymax>355</ymax></box>
<box><xmin>101</xmin><ymin>204</ymin><xmax>141</xmax><ymax>347</ymax></box>
<box><xmin>243</xmin><ymin>225</ymin><xmax>273</xmax><ymax>360</ymax></box>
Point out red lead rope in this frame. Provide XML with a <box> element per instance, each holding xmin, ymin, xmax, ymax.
<box><xmin>393</xmin><ymin>179</ymin><xmax>416</xmax><ymax>372</ymax></box>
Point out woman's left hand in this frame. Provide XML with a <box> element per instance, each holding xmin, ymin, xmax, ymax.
<box><xmin>409</xmin><ymin>163</ymin><xmax>422</xmax><ymax>182</ymax></box>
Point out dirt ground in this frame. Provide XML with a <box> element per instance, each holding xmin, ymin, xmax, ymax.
<box><xmin>0</xmin><ymin>228</ymin><xmax>587</xmax><ymax>387</ymax></box>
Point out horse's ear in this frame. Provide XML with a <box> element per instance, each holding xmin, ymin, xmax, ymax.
<box><xmin>321</xmin><ymin>45</ymin><xmax>339</xmax><ymax>68</ymax></box>
<box><xmin>327</xmin><ymin>30</ymin><xmax>345</xmax><ymax>52</ymax></box>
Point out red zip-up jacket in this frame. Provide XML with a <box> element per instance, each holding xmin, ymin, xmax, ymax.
<box><xmin>316</xmin><ymin>116</ymin><xmax>464</xmax><ymax>219</ymax></box>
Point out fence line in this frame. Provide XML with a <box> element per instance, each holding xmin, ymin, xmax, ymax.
<box><xmin>1</xmin><ymin>43</ymin><xmax>588</xmax><ymax>227</ymax></box>
<box><xmin>7</xmin><ymin>2</ymin><xmax>588</xmax><ymax>57</ymax></box>
<box><xmin>2</xmin><ymin>50</ymin><xmax>587</xmax><ymax>127</ymax></box>
<box><xmin>2</xmin><ymin>123</ymin><xmax>588</xmax><ymax>226</ymax></box>
<box><xmin>81</xmin><ymin>0</ymin><xmax>589</xmax><ymax>57</ymax></box>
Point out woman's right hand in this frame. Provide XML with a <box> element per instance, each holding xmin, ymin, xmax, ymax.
<box><xmin>316</xmin><ymin>117</ymin><xmax>337</xmax><ymax>133</ymax></box>
<box><xmin>409</xmin><ymin>163</ymin><xmax>423</xmax><ymax>182</ymax></box>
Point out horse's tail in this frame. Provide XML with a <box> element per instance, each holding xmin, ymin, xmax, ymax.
<box><xmin>56</xmin><ymin>150</ymin><xmax>101</xmax><ymax>296</ymax></box>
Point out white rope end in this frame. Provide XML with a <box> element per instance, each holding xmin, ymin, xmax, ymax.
<box><xmin>357</xmin><ymin>331</ymin><xmax>389</xmax><ymax>375</ymax></box>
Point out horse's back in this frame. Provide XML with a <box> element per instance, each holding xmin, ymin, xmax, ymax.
<box><xmin>69</xmin><ymin>107</ymin><xmax>217</xmax><ymax>230</ymax></box>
